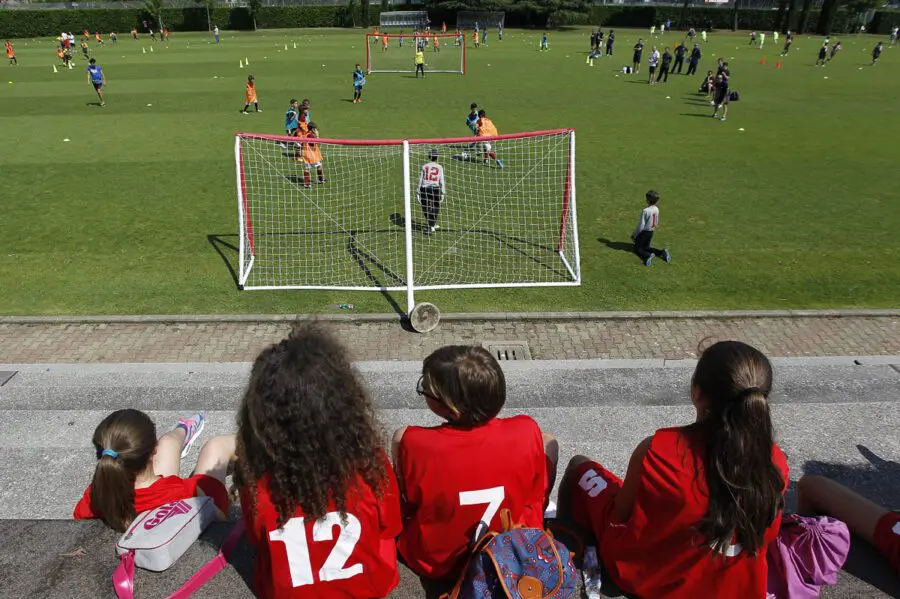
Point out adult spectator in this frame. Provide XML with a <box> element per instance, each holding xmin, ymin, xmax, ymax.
<box><xmin>632</xmin><ymin>39</ymin><xmax>644</xmax><ymax>74</ymax></box>
<box><xmin>686</xmin><ymin>43</ymin><xmax>701</xmax><ymax>76</ymax></box>
<box><xmin>658</xmin><ymin>47</ymin><xmax>672</xmax><ymax>83</ymax></box>
<box><xmin>673</xmin><ymin>42</ymin><xmax>686</xmax><ymax>74</ymax></box>
<box><xmin>648</xmin><ymin>46</ymin><xmax>660</xmax><ymax>84</ymax></box>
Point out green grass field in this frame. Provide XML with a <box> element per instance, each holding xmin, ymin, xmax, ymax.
<box><xmin>2</xmin><ymin>27</ymin><xmax>898</xmax><ymax>315</ymax></box>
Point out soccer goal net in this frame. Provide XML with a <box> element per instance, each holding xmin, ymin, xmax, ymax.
<box><xmin>456</xmin><ymin>11</ymin><xmax>505</xmax><ymax>30</ymax></box>
<box><xmin>235</xmin><ymin>130</ymin><xmax>580</xmax><ymax>314</ymax></box>
<box><xmin>367</xmin><ymin>33</ymin><xmax>465</xmax><ymax>74</ymax></box>
<box><xmin>379</xmin><ymin>10</ymin><xmax>429</xmax><ymax>30</ymax></box>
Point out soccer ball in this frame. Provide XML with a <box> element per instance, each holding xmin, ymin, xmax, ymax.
<box><xmin>461</xmin><ymin>151</ymin><xmax>469</xmax><ymax>159</ymax></box>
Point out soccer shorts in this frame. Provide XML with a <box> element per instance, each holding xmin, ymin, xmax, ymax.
<box><xmin>304</xmin><ymin>161</ymin><xmax>322</xmax><ymax>170</ymax></box>
<box><xmin>480</xmin><ymin>141</ymin><xmax>493</xmax><ymax>154</ymax></box>
<box><xmin>873</xmin><ymin>511</ymin><xmax>900</xmax><ymax>574</ymax></box>
<box><xmin>92</xmin><ymin>82</ymin><xmax>103</xmax><ymax>90</ymax></box>
<box><xmin>567</xmin><ymin>459</ymin><xmax>623</xmax><ymax>543</ymax></box>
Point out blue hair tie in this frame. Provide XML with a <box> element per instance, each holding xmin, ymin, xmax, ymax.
<box><xmin>101</xmin><ymin>449</ymin><xmax>119</xmax><ymax>459</ymax></box>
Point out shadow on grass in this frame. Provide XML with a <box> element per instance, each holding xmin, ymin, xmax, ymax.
<box><xmin>800</xmin><ymin>446</ymin><xmax>900</xmax><ymax>597</ymax></box>
<box><xmin>598</xmin><ymin>237</ymin><xmax>635</xmax><ymax>254</ymax></box>
<box><xmin>207</xmin><ymin>234</ymin><xmax>241</xmax><ymax>289</ymax></box>
<box><xmin>680</xmin><ymin>113</ymin><xmax>714</xmax><ymax>118</ymax></box>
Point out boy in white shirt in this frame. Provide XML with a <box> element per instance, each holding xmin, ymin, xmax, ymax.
<box><xmin>632</xmin><ymin>190</ymin><xmax>671</xmax><ymax>266</ymax></box>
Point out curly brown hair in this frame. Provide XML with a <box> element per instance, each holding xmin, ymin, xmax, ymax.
<box><xmin>232</xmin><ymin>324</ymin><xmax>387</xmax><ymax>527</ymax></box>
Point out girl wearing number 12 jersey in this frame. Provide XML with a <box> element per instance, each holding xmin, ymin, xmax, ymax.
<box><xmin>392</xmin><ymin>345</ymin><xmax>558</xmax><ymax>581</ymax></box>
<box><xmin>234</xmin><ymin>325</ymin><xmax>402</xmax><ymax>599</ymax></box>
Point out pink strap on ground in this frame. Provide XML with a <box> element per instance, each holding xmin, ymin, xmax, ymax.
<box><xmin>111</xmin><ymin>520</ymin><xmax>245</xmax><ymax>599</ymax></box>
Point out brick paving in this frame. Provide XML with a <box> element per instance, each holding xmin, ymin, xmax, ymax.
<box><xmin>0</xmin><ymin>315</ymin><xmax>898</xmax><ymax>363</ymax></box>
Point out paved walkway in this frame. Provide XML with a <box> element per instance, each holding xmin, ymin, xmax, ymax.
<box><xmin>1</xmin><ymin>313</ymin><xmax>898</xmax><ymax>363</ymax></box>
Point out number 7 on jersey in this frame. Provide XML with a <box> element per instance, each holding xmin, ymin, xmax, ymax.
<box><xmin>459</xmin><ymin>486</ymin><xmax>505</xmax><ymax>541</ymax></box>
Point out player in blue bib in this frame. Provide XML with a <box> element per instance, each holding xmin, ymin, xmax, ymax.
<box><xmin>284</xmin><ymin>98</ymin><xmax>299</xmax><ymax>135</ymax></box>
<box><xmin>352</xmin><ymin>63</ymin><xmax>366</xmax><ymax>104</ymax></box>
<box><xmin>86</xmin><ymin>58</ymin><xmax>106</xmax><ymax>106</ymax></box>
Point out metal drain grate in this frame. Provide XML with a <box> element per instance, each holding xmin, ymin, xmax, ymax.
<box><xmin>483</xmin><ymin>341</ymin><xmax>532</xmax><ymax>361</ymax></box>
<box><xmin>0</xmin><ymin>371</ymin><xmax>18</xmax><ymax>387</ymax></box>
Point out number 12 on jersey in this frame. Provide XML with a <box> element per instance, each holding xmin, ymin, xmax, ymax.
<box><xmin>268</xmin><ymin>512</ymin><xmax>364</xmax><ymax>588</ymax></box>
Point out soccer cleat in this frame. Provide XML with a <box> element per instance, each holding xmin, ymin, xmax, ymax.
<box><xmin>663</xmin><ymin>249</ymin><xmax>671</xmax><ymax>263</ymax></box>
<box><xmin>483</xmin><ymin>159</ymin><xmax>489</xmax><ymax>166</ymax></box>
<box><xmin>256</xmin><ymin>109</ymin><xmax>262</xmax><ymax>113</ymax></box>
<box><xmin>496</xmin><ymin>159</ymin><xmax>504</xmax><ymax>169</ymax></box>
<box><xmin>433</xmin><ymin>225</ymin><xmax>440</xmax><ymax>230</ymax></box>
<box><xmin>430</xmin><ymin>226</ymin><xmax>436</xmax><ymax>233</ymax></box>
<box><xmin>175</xmin><ymin>412</ymin><xmax>205</xmax><ymax>458</ymax></box>
<box><xmin>720</xmin><ymin>116</ymin><xmax>727</xmax><ymax>121</ymax></box>
<box><xmin>644</xmin><ymin>255</ymin><xmax>653</xmax><ymax>267</ymax></box>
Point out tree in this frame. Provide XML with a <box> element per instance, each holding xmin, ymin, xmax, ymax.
<box><xmin>248</xmin><ymin>0</ymin><xmax>262</xmax><ymax>30</ymax></box>
<box><xmin>194</xmin><ymin>0</ymin><xmax>214</xmax><ymax>31</ymax></box>
<box><xmin>731</xmin><ymin>0</ymin><xmax>741</xmax><ymax>31</ymax></box>
<box><xmin>381</xmin><ymin>0</ymin><xmax>389</xmax><ymax>13</ymax></box>
<box><xmin>144</xmin><ymin>0</ymin><xmax>165</xmax><ymax>30</ymax></box>
<box><xmin>776</xmin><ymin>0</ymin><xmax>789</xmax><ymax>32</ymax></box>
<box><xmin>798</xmin><ymin>0</ymin><xmax>814</xmax><ymax>33</ymax></box>
<box><xmin>361</xmin><ymin>0</ymin><xmax>370</xmax><ymax>28</ymax></box>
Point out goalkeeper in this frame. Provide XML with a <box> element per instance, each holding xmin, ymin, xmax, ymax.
<box><xmin>418</xmin><ymin>149</ymin><xmax>445</xmax><ymax>234</ymax></box>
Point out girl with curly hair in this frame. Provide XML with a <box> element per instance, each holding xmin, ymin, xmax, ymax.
<box><xmin>557</xmin><ymin>340</ymin><xmax>788</xmax><ymax>598</ymax></box>
<box><xmin>234</xmin><ymin>324</ymin><xmax>401</xmax><ymax>599</ymax></box>
<box><xmin>73</xmin><ymin>409</ymin><xmax>233</xmax><ymax>532</ymax></box>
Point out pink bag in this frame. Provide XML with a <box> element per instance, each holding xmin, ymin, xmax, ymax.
<box><xmin>767</xmin><ymin>514</ymin><xmax>851</xmax><ymax>599</ymax></box>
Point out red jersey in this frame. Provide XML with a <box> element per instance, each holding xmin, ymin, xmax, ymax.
<box><xmin>240</xmin><ymin>458</ymin><xmax>402</xmax><ymax>599</ymax></box>
<box><xmin>598</xmin><ymin>427</ymin><xmax>789</xmax><ymax>598</ymax></box>
<box><xmin>396</xmin><ymin>415</ymin><xmax>548</xmax><ymax>580</ymax></box>
<box><xmin>73</xmin><ymin>474</ymin><xmax>230</xmax><ymax>520</ymax></box>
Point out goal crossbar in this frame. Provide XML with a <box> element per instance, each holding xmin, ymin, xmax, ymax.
<box><xmin>366</xmin><ymin>33</ymin><xmax>466</xmax><ymax>75</ymax></box>
<box><xmin>235</xmin><ymin>129</ymin><xmax>580</xmax><ymax>314</ymax></box>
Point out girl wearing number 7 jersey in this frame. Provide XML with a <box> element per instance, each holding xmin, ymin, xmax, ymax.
<box><xmin>234</xmin><ymin>324</ymin><xmax>402</xmax><ymax>599</ymax></box>
<box><xmin>392</xmin><ymin>345</ymin><xmax>559</xmax><ymax>582</ymax></box>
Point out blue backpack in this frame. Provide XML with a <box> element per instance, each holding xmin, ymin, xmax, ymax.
<box><xmin>442</xmin><ymin>510</ymin><xmax>578</xmax><ymax>599</ymax></box>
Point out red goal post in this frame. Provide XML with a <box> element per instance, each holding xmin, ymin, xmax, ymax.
<box><xmin>366</xmin><ymin>33</ymin><xmax>466</xmax><ymax>75</ymax></box>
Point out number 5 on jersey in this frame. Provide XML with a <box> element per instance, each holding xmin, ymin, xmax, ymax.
<box><xmin>268</xmin><ymin>512</ymin><xmax>364</xmax><ymax>588</ymax></box>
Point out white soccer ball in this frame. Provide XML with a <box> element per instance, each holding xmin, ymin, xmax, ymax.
<box><xmin>461</xmin><ymin>152</ymin><xmax>469</xmax><ymax>159</ymax></box>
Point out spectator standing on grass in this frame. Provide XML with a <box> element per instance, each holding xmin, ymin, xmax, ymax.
<box><xmin>632</xmin><ymin>39</ymin><xmax>644</xmax><ymax>74</ymax></box>
<box><xmin>606</xmin><ymin>29</ymin><xmax>615</xmax><ymax>55</ymax></box>
<box><xmin>630</xmin><ymin>190</ymin><xmax>669</xmax><ymax>266</ymax></box>
<box><xmin>673</xmin><ymin>43</ymin><xmax>686</xmax><ymax>74</ymax></box>
<box><xmin>558</xmin><ymin>341</ymin><xmax>788</xmax><ymax>598</ymax></box>
<box><xmin>658</xmin><ymin>47</ymin><xmax>672</xmax><ymax>82</ymax></box>
<box><xmin>648</xmin><ymin>46</ymin><xmax>660</xmax><ymax>85</ymax></box>
<box><xmin>712</xmin><ymin>73</ymin><xmax>730</xmax><ymax>121</ymax></box>
<box><xmin>687</xmin><ymin>43</ymin><xmax>701</xmax><ymax>75</ymax></box>
<box><xmin>213</xmin><ymin>25</ymin><xmax>220</xmax><ymax>44</ymax></box>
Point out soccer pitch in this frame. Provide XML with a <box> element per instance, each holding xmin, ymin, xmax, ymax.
<box><xmin>2</xmin><ymin>27</ymin><xmax>898</xmax><ymax>316</ymax></box>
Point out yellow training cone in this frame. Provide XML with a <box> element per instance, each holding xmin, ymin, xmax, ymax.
<box><xmin>53</xmin><ymin>64</ymin><xmax>58</xmax><ymax>73</ymax></box>
<box><xmin>244</xmin><ymin>57</ymin><xmax>249</xmax><ymax>65</ymax></box>
<box><xmin>142</xmin><ymin>46</ymin><xmax>146</xmax><ymax>54</ymax></box>
<box><xmin>239</xmin><ymin>59</ymin><xmax>244</xmax><ymax>68</ymax></box>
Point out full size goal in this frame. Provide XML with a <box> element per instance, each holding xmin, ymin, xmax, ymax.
<box><xmin>367</xmin><ymin>33</ymin><xmax>465</xmax><ymax>75</ymax></box>
<box><xmin>235</xmin><ymin>130</ymin><xmax>580</xmax><ymax>315</ymax></box>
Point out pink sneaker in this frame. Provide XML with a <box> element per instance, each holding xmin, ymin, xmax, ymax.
<box><xmin>175</xmin><ymin>412</ymin><xmax>205</xmax><ymax>458</ymax></box>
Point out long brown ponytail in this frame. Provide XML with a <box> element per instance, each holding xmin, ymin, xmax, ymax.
<box><xmin>690</xmin><ymin>341</ymin><xmax>785</xmax><ymax>555</ymax></box>
<box><xmin>89</xmin><ymin>409</ymin><xmax>157</xmax><ymax>532</ymax></box>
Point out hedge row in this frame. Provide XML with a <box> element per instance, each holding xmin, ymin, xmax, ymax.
<box><xmin>0</xmin><ymin>4</ymin><xmax>880</xmax><ymax>39</ymax></box>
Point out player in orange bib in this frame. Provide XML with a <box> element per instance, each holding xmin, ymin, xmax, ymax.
<box><xmin>6</xmin><ymin>40</ymin><xmax>17</xmax><ymax>65</ymax></box>
<box><xmin>241</xmin><ymin>74</ymin><xmax>261</xmax><ymax>114</ymax></box>
<box><xmin>433</xmin><ymin>35</ymin><xmax>440</xmax><ymax>52</ymax></box>
<box><xmin>302</xmin><ymin>123</ymin><xmax>326</xmax><ymax>188</ymax></box>
<box><xmin>382</xmin><ymin>33</ymin><xmax>388</xmax><ymax>52</ymax></box>
<box><xmin>475</xmin><ymin>109</ymin><xmax>503</xmax><ymax>168</ymax></box>
<box><xmin>94</xmin><ymin>32</ymin><xmax>104</xmax><ymax>46</ymax></box>
<box><xmin>473</xmin><ymin>29</ymin><xmax>480</xmax><ymax>48</ymax></box>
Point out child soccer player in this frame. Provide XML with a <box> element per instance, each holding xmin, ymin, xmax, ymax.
<box><xmin>74</xmin><ymin>410</ymin><xmax>233</xmax><ymax>531</ymax></box>
<box><xmin>302</xmin><ymin>123</ymin><xmax>325</xmax><ymax>188</ymax></box>
<box><xmin>557</xmin><ymin>341</ymin><xmax>787</xmax><ymax>598</ymax></box>
<box><xmin>81</xmin><ymin>40</ymin><xmax>89</xmax><ymax>60</ymax></box>
<box><xmin>213</xmin><ymin>25</ymin><xmax>220</xmax><ymax>44</ymax></box>
<box><xmin>284</xmin><ymin>98</ymin><xmax>299</xmax><ymax>136</ymax></box>
<box><xmin>828</xmin><ymin>41</ymin><xmax>842</xmax><ymax>61</ymax></box>
<box><xmin>473</xmin><ymin>29</ymin><xmax>480</xmax><ymax>48</ymax></box>
<box><xmin>711</xmin><ymin>73</ymin><xmax>729</xmax><ymax>121</ymax></box>
<box><xmin>780</xmin><ymin>33</ymin><xmax>793</xmax><ymax>56</ymax></box>
<box><xmin>456</xmin><ymin>29</ymin><xmax>462</xmax><ymax>46</ymax></box>
<box><xmin>476</xmin><ymin>109</ymin><xmax>503</xmax><ymax>168</ymax></box>
<box><xmin>94</xmin><ymin>32</ymin><xmax>104</xmax><ymax>46</ymax></box>
<box><xmin>381</xmin><ymin>33</ymin><xmax>388</xmax><ymax>53</ymax></box>
<box><xmin>415</xmin><ymin>48</ymin><xmax>425</xmax><ymax>78</ymax></box>
<box><xmin>418</xmin><ymin>149</ymin><xmax>445</xmax><ymax>234</ymax></box>
<box><xmin>816</xmin><ymin>43</ymin><xmax>828</xmax><ymax>66</ymax></box>
<box><xmin>110</xmin><ymin>32</ymin><xmax>117</xmax><ymax>44</ymax></box>
<box><xmin>393</xmin><ymin>346</ymin><xmax>558</xmax><ymax>581</ymax></box>
<box><xmin>631</xmin><ymin>190</ymin><xmax>670</xmax><ymax>266</ymax></box>
<box><xmin>235</xmin><ymin>326</ymin><xmax>402</xmax><ymax>599</ymax></box>
<box><xmin>5</xmin><ymin>40</ymin><xmax>16</xmax><ymax>65</ymax></box>
<box><xmin>131</xmin><ymin>27</ymin><xmax>138</xmax><ymax>40</ymax></box>
<box><xmin>871</xmin><ymin>42</ymin><xmax>884</xmax><ymax>65</ymax></box>
<box><xmin>352</xmin><ymin>63</ymin><xmax>365</xmax><ymax>103</ymax></box>
<box><xmin>56</xmin><ymin>46</ymin><xmax>65</xmax><ymax>64</ymax></box>
<box><xmin>540</xmin><ymin>31</ymin><xmax>549</xmax><ymax>51</ymax></box>
<box><xmin>86</xmin><ymin>58</ymin><xmax>106</xmax><ymax>106</ymax></box>
<box><xmin>241</xmin><ymin>74</ymin><xmax>261</xmax><ymax>114</ymax></box>
<box><xmin>433</xmin><ymin>34</ymin><xmax>440</xmax><ymax>52</ymax></box>
<box><xmin>758</xmin><ymin>31</ymin><xmax>765</xmax><ymax>49</ymax></box>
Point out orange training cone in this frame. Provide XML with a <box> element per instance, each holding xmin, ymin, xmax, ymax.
<box><xmin>760</xmin><ymin>56</ymin><xmax>766</xmax><ymax>65</ymax></box>
<box><xmin>775</xmin><ymin>60</ymin><xmax>782</xmax><ymax>69</ymax></box>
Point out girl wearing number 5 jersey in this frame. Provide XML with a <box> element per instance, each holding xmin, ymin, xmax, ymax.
<box><xmin>234</xmin><ymin>325</ymin><xmax>402</xmax><ymax>599</ymax></box>
<box><xmin>392</xmin><ymin>345</ymin><xmax>559</xmax><ymax>582</ymax></box>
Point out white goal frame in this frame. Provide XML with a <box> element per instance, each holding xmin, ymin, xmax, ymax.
<box><xmin>234</xmin><ymin>130</ymin><xmax>580</xmax><ymax>315</ymax></box>
<box><xmin>366</xmin><ymin>33</ymin><xmax>466</xmax><ymax>75</ymax></box>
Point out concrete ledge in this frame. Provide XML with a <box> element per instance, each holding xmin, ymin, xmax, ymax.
<box><xmin>1</xmin><ymin>309</ymin><xmax>898</xmax><ymax>325</ymax></box>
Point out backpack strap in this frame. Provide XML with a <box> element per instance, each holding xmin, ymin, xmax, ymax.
<box><xmin>440</xmin><ymin>531</ymin><xmax>499</xmax><ymax>599</ymax></box>
<box><xmin>167</xmin><ymin>519</ymin><xmax>245</xmax><ymax>599</ymax></box>
<box><xmin>113</xmin><ymin>550</ymin><xmax>136</xmax><ymax>599</ymax></box>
